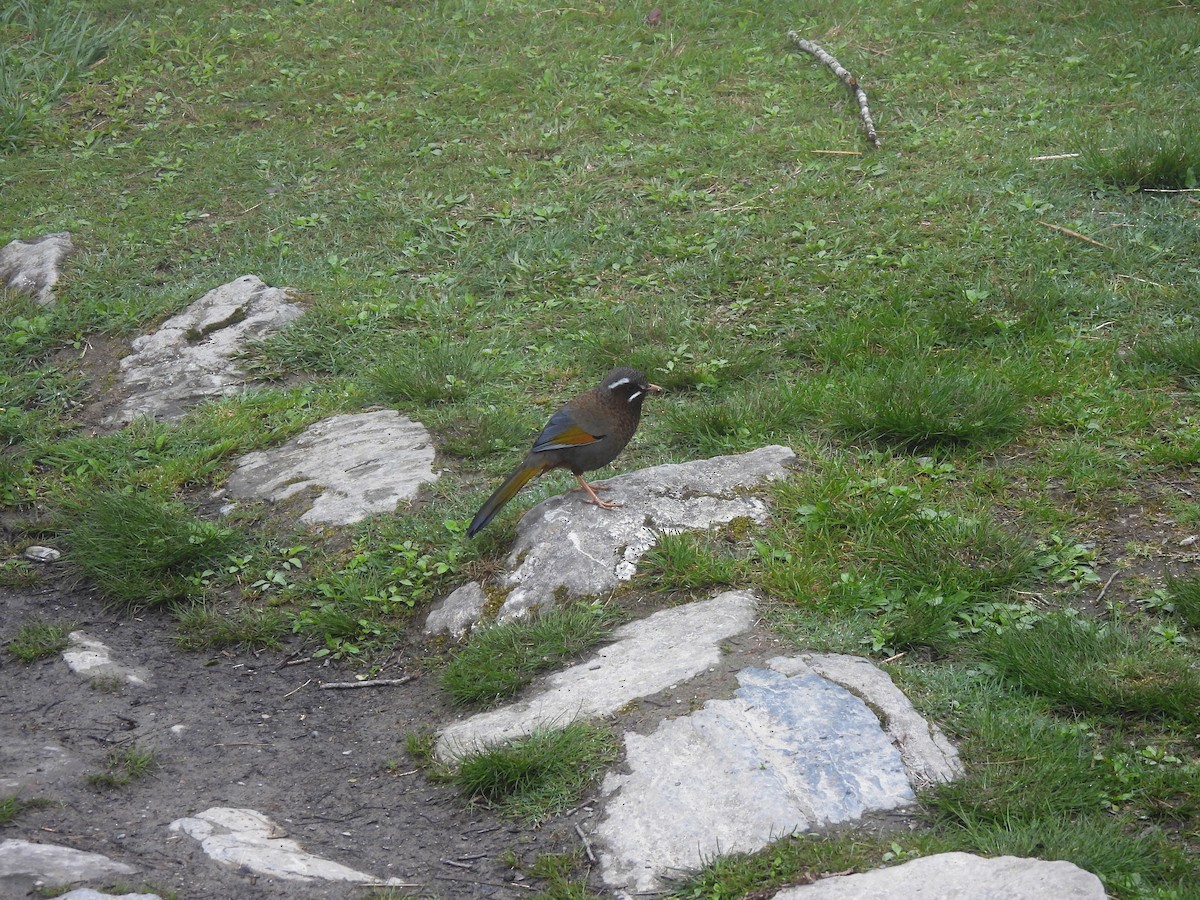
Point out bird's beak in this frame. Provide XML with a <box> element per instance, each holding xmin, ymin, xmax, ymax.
<box><xmin>648</xmin><ymin>383</ymin><xmax>662</xmax><ymax>393</ymax></box>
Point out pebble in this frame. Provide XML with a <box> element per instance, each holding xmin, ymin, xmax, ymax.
<box><xmin>24</xmin><ymin>545</ymin><xmax>62</xmax><ymax>563</ymax></box>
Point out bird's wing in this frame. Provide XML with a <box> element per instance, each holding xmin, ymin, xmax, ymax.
<box><xmin>531</xmin><ymin>405</ymin><xmax>604</xmax><ymax>453</ymax></box>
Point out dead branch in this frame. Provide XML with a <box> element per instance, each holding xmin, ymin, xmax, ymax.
<box><xmin>1027</xmin><ymin>152</ymin><xmax>1081</xmax><ymax>161</ymax></box>
<box><xmin>318</xmin><ymin>675</ymin><xmax>415</xmax><ymax>690</ymax></box>
<box><xmin>787</xmin><ymin>33</ymin><xmax>880</xmax><ymax>148</ymax></box>
<box><xmin>1037</xmin><ymin>220</ymin><xmax>1113</xmax><ymax>250</ymax></box>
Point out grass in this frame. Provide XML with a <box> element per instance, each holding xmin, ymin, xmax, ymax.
<box><xmin>450</xmin><ymin>722</ymin><xmax>618</xmax><ymax>823</ymax></box>
<box><xmin>1166</xmin><ymin>572</ymin><xmax>1200</xmax><ymax>631</ymax></box>
<box><xmin>1</xmin><ymin>0</ymin><xmax>1199</xmax><ymax>895</ymax></box>
<box><xmin>441</xmin><ymin>603</ymin><xmax>618</xmax><ymax>707</ymax></box>
<box><xmin>62</xmin><ymin>487</ymin><xmax>237</xmax><ymax>608</ymax></box>
<box><xmin>829</xmin><ymin>356</ymin><xmax>1026</xmax><ymax>450</ymax></box>
<box><xmin>8</xmin><ymin>619</ymin><xmax>70</xmax><ymax>661</ymax></box>
<box><xmin>172</xmin><ymin>603</ymin><xmax>288</xmax><ymax>651</ymax></box>
<box><xmin>0</xmin><ymin>0</ymin><xmax>125</xmax><ymax>151</ymax></box>
<box><xmin>980</xmin><ymin>613</ymin><xmax>1200</xmax><ymax>726</ymax></box>
<box><xmin>86</xmin><ymin>744</ymin><xmax>158</xmax><ymax>789</ymax></box>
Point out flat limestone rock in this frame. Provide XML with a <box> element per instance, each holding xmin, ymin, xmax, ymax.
<box><xmin>0</xmin><ymin>232</ymin><xmax>73</xmax><ymax>305</ymax></box>
<box><xmin>62</xmin><ymin>632</ymin><xmax>151</xmax><ymax>687</ymax></box>
<box><xmin>224</xmin><ymin>410</ymin><xmax>438</xmax><ymax>525</ymax></box>
<box><xmin>168</xmin><ymin>807</ymin><xmax>408</xmax><ymax>886</ymax></box>
<box><xmin>771</xmin><ymin>851</ymin><xmax>1106</xmax><ymax>899</ymax></box>
<box><xmin>770</xmin><ymin>654</ymin><xmax>962</xmax><ymax>788</ymax></box>
<box><xmin>435</xmin><ymin>590</ymin><xmax>758</xmax><ymax>762</ymax></box>
<box><xmin>0</xmin><ymin>839</ymin><xmax>136</xmax><ymax>896</ymax></box>
<box><xmin>594</xmin><ymin>661</ymin><xmax>917</xmax><ymax>895</ymax></box>
<box><xmin>498</xmin><ymin>445</ymin><xmax>796</xmax><ymax>619</ymax></box>
<box><xmin>111</xmin><ymin>275</ymin><xmax>303</xmax><ymax>423</ymax></box>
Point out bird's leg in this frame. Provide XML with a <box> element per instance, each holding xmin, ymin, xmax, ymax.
<box><xmin>575</xmin><ymin>474</ymin><xmax>621</xmax><ymax>509</ymax></box>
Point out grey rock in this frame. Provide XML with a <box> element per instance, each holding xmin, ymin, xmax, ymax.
<box><xmin>498</xmin><ymin>445</ymin><xmax>796</xmax><ymax>618</ymax></box>
<box><xmin>111</xmin><ymin>274</ymin><xmax>303</xmax><ymax>423</ymax></box>
<box><xmin>0</xmin><ymin>839</ymin><xmax>136</xmax><ymax>896</ymax></box>
<box><xmin>224</xmin><ymin>410</ymin><xmax>438</xmax><ymax>525</ymax></box>
<box><xmin>59</xmin><ymin>890</ymin><xmax>162</xmax><ymax>900</ymax></box>
<box><xmin>23</xmin><ymin>545</ymin><xmax>61</xmax><ymax>563</ymax></box>
<box><xmin>168</xmin><ymin>807</ymin><xmax>409</xmax><ymax>885</ymax></box>
<box><xmin>594</xmin><ymin>660</ymin><xmax>916</xmax><ymax>895</ymax></box>
<box><xmin>424</xmin><ymin>582</ymin><xmax>487</xmax><ymax>638</ymax></box>
<box><xmin>0</xmin><ymin>232</ymin><xmax>72</xmax><ymax>305</ymax></box>
<box><xmin>769</xmin><ymin>654</ymin><xmax>962</xmax><ymax>788</ymax></box>
<box><xmin>435</xmin><ymin>590</ymin><xmax>758</xmax><ymax>762</ymax></box>
<box><xmin>771</xmin><ymin>851</ymin><xmax>1106</xmax><ymax>899</ymax></box>
<box><xmin>62</xmin><ymin>632</ymin><xmax>151</xmax><ymax>687</ymax></box>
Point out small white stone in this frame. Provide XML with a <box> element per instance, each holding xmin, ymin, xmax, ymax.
<box><xmin>23</xmin><ymin>546</ymin><xmax>61</xmax><ymax>563</ymax></box>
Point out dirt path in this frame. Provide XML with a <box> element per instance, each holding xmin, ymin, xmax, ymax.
<box><xmin>1</xmin><ymin>580</ymin><xmax>578</xmax><ymax>899</ymax></box>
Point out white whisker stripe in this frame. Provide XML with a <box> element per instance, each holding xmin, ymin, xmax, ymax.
<box><xmin>627</xmin><ymin>391</ymin><xmax>643</xmax><ymax>402</ymax></box>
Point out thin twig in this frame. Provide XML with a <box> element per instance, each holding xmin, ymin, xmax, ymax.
<box><xmin>575</xmin><ymin>823</ymin><xmax>597</xmax><ymax>863</ymax></box>
<box><xmin>1095</xmin><ymin>570</ymin><xmax>1119</xmax><ymax>606</ymax></box>
<box><xmin>811</xmin><ymin>149</ymin><xmax>862</xmax><ymax>156</ymax></box>
<box><xmin>318</xmin><ymin>675</ymin><xmax>415</xmax><ymax>690</ymax></box>
<box><xmin>1142</xmin><ymin>187</ymin><xmax>1200</xmax><ymax>193</ymax></box>
<box><xmin>1037</xmin><ymin>220</ymin><xmax>1113</xmax><ymax>250</ymax></box>
<box><xmin>787</xmin><ymin>33</ymin><xmax>880</xmax><ymax>148</ymax></box>
<box><xmin>1028</xmin><ymin>152</ymin><xmax>1081</xmax><ymax>160</ymax></box>
<box><xmin>283</xmin><ymin>679</ymin><xmax>312</xmax><ymax>698</ymax></box>
<box><xmin>441</xmin><ymin>858</ymin><xmax>474</xmax><ymax>870</ymax></box>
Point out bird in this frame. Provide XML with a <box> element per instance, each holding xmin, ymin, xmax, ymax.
<box><xmin>467</xmin><ymin>366</ymin><xmax>661</xmax><ymax>537</ymax></box>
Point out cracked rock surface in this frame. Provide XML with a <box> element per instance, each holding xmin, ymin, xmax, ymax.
<box><xmin>223</xmin><ymin>410</ymin><xmax>438</xmax><ymax>525</ymax></box>
<box><xmin>110</xmin><ymin>275</ymin><xmax>303</xmax><ymax>423</ymax></box>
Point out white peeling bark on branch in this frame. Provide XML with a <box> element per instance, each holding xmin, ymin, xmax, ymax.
<box><xmin>788</xmin><ymin>32</ymin><xmax>881</xmax><ymax>148</ymax></box>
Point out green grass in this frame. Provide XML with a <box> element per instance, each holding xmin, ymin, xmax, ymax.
<box><xmin>829</xmin><ymin>356</ymin><xmax>1026</xmax><ymax>450</ymax></box>
<box><xmin>638</xmin><ymin>531</ymin><xmax>741</xmax><ymax>591</ymax></box>
<box><xmin>1082</xmin><ymin>121</ymin><xmax>1200</xmax><ymax>191</ymax></box>
<box><xmin>172</xmin><ymin>603</ymin><xmax>287</xmax><ymax>651</ymax></box>
<box><xmin>1165</xmin><ymin>572</ymin><xmax>1200</xmax><ymax>631</ymax></box>
<box><xmin>450</xmin><ymin>723</ymin><xmax>618</xmax><ymax>823</ymax></box>
<box><xmin>63</xmin><ymin>487</ymin><xmax>237</xmax><ymax>608</ymax></box>
<box><xmin>8</xmin><ymin>619</ymin><xmax>71</xmax><ymax>661</ymax></box>
<box><xmin>441</xmin><ymin>603</ymin><xmax>618</xmax><ymax>707</ymax></box>
<box><xmin>86</xmin><ymin>744</ymin><xmax>158</xmax><ymax>789</ymax></box>
<box><xmin>0</xmin><ymin>0</ymin><xmax>126</xmax><ymax>151</ymax></box>
<box><xmin>980</xmin><ymin>613</ymin><xmax>1200</xmax><ymax>726</ymax></box>
<box><xmin>1</xmin><ymin>0</ymin><xmax>1199</xmax><ymax>894</ymax></box>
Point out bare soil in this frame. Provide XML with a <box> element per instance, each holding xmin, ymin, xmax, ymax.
<box><xmin>1</xmin><ymin>576</ymin><xmax>581</xmax><ymax>900</ymax></box>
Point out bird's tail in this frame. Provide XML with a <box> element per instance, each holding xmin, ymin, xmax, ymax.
<box><xmin>467</xmin><ymin>460</ymin><xmax>548</xmax><ymax>537</ymax></box>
